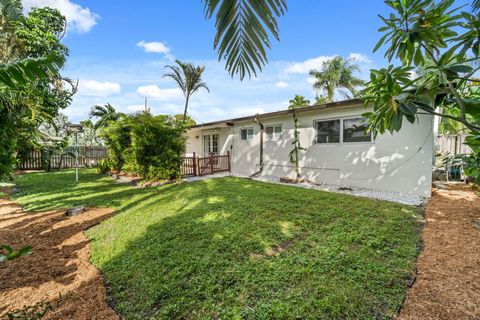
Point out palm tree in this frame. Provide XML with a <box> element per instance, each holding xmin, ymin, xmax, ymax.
<box><xmin>89</xmin><ymin>103</ymin><xmax>123</xmax><ymax>130</ymax></box>
<box><xmin>288</xmin><ymin>95</ymin><xmax>310</xmax><ymax>180</ymax></box>
<box><xmin>288</xmin><ymin>95</ymin><xmax>310</xmax><ymax>110</ymax></box>
<box><xmin>309</xmin><ymin>56</ymin><xmax>364</xmax><ymax>103</ymax></box>
<box><xmin>163</xmin><ymin>60</ymin><xmax>209</xmax><ymax>124</ymax></box>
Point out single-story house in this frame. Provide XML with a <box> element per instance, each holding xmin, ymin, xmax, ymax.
<box><xmin>186</xmin><ymin>98</ymin><xmax>434</xmax><ymax>197</ymax></box>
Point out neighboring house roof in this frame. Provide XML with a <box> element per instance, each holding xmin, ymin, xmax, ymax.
<box><xmin>190</xmin><ymin>98</ymin><xmax>363</xmax><ymax>129</ymax></box>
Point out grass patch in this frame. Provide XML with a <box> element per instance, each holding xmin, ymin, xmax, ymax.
<box><xmin>14</xmin><ymin>169</ymin><xmax>422</xmax><ymax>319</ymax></box>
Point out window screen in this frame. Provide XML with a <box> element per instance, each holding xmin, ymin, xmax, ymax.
<box><xmin>343</xmin><ymin>117</ymin><xmax>371</xmax><ymax>143</ymax></box>
<box><xmin>315</xmin><ymin>120</ymin><xmax>340</xmax><ymax>143</ymax></box>
<box><xmin>265</xmin><ymin>125</ymin><xmax>282</xmax><ymax>139</ymax></box>
<box><xmin>241</xmin><ymin>128</ymin><xmax>254</xmax><ymax>140</ymax></box>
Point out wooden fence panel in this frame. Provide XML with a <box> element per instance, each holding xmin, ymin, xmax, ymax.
<box><xmin>437</xmin><ymin>134</ymin><xmax>471</xmax><ymax>156</ymax></box>
<box><xmin>18</xmin><ymin>146</ymin><xmax>108</xmax><ymax>170</ymax></box>
<box><xmin>180</xmin><ymin>153</ymin><xmax>196</xmax><ymax>177</ymax></box>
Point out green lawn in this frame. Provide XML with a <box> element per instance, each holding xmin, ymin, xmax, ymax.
<box><xmin>13</xmin><ymin>170</ymin><xmax>422</xmax><ymax>319</ymax></box>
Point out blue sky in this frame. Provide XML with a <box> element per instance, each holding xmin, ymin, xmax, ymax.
<box><xmin>22</xmin><ymin>0</ymin><xmax>470</xmax><ymax>124</ymax></box>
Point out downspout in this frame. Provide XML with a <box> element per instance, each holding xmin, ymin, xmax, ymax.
<box><xmin>249</xmin><ymin>118</ymin><xmax>264</xmax><ymax>178</ymax></box>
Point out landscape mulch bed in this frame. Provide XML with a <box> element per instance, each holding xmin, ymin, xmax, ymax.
<box><xmin>398</xmin><ymin>184</ymin><xmax>480</xmax><ymax>320</ymax></box>
<box><xmin>0</xmin><ymin>190</ymin><xmax>118</xmax><ymax>320</ymax></box>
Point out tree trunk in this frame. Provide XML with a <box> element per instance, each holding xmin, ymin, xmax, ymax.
<box><xmin>182</xmin><ymin>96</ymin><xmax>190</xmax><ymax>123</ymax></box>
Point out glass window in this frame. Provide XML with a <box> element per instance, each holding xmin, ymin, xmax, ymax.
<box><xmin>265</xmin><ymin>125</ymin><xmax>282</xmax><ymax>139</ymax></box>
<box><xmin>212</xmin><ymin>134</ymin><xmax>219</xmax><ymax>154</ymax></box>
<box><xmin>315</xmin><ymin>120</ymin><xmax>340</xmax><ymax>143</ymax></box>
<box><xmin>241</xmin><ymin>128</ymin><xmax>254</xmax><ymax>140</ymax></box>
<box><xmin>203</xmin><ymin>135</ymin><xmax>211</xmax><ymax>154</ymax></box>
<box><xmin>343</xmin><ymin>117</ymin><xmax>371</xmax><ymax>143</ymax></box>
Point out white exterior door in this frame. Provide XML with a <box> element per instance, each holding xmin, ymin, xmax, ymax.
<box><xmin>203</xmin><ymin>134</ymin><xmax>219</xmax><ymax>155</ymax></box>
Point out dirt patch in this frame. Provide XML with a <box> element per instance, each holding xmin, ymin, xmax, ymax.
<box><xmin>0</xmin><ymin>194</ymin><xmax>119</xmax><ymax>320</ymax></box>
<box><xmin>398</xmin><ymin>185</ymin><xmax>480</xmax><ymax>320</ymax></box>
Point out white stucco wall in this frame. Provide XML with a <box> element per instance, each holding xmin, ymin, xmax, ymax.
<box><xmin>186</xmin><ymin>104</ymin><xmax>434</xmax><ymax>197</ymax></box>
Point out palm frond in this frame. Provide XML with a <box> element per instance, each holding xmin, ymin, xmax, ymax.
<box><xmin>473</xmin><ymin>0</ymin><xmax>480</xmax><ymax>12</ymax></box>
<box><xmin>203</xmin><ymin>0</ymin><xmax>287</xmax><ymax>80</ymax></box>
<box><xmin>89</xmin><ymin>103</ymin><xmax>121</xmax><ymax>130</ymax></box>
<box><xmin>163</xmin><ymin>60</ymin><xmax>209</xmax><ymax>123</ymax></box>
<box><xmin>163</xmin><ymin>62</ymin><xmax>187</xmax><ymax>95</ymax></box>
<box><xmin>308</xmin><ymin>56</ymin><xmax>364</xmax><ymax>102</ymax></box>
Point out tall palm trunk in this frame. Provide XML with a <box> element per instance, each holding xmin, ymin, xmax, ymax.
<box><xmin>327</xmin><ymin>84</ymin><xmax>335</xmax><ymax>102</ymax></box>
<box><xmin>183</xmin><ymin>96</ymin><xmax>190</xmax><ymax>123</ymax></box>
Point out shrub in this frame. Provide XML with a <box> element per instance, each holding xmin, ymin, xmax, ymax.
<box><xmin>100</xmin><ymin>112</ymin><xmax>186</xmax><ymax>181</ymax></box>
<box><xmin>97</xmin><ymin>159</ymin><xmax>112</xmax><ymax>174</ymax></box>
<box><xmin>100</xmin><ymin>118</ymin><xmax>131</xmax><ymax>172</ymax></box>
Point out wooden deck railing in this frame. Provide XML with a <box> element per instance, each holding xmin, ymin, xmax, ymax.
<box><xmin>180</xmin><ymin>151</ymin><xmax>231</xmax><ymax>177</ymax></box>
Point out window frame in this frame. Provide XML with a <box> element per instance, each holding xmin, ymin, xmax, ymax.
<box><xmin>313</xmin><ymin>118</ymin><xmax>341</xmax><ymax>144</ymax></box>
<box><xmin>202</xmin><ymin>133</ymin><xmax>220</xmax><ymax>155</ymax></box>
<box><xmin>341</xmin><ymin>116</ymin><xmax>373</xmax><ymax>144</ymax></box>
<box><xmin>240</xmin><ymin>127</ymin><xmax>254</xmax><ymax>140</ymax></box>
<box><xmin>313</xmin><ymin>116</ymin><xmax>373</xmax><ymax>145</ymax></box>
<box><xmin>265</xmin><ymin>124</ymin><xmax>283</xmax><ymax>140</ymax></box>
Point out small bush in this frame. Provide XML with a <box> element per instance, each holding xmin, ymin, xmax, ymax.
<box><xmin>101</xmin><ymin>119</ymin><xmax>131</xmax><ymax>172</ymax></box>
<box><xmin>100</xmin><ymin>113</ymin><xmax>186</xmax><ymax>181</ymax></box>
<box><xmin>97</xmin><ymin>159</ymin><xmax>112</xmax><ymax>174</ymax></box>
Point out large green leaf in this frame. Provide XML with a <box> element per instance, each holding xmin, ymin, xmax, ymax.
<box><xmin>204</xmin><ymin>0</ymin><xmax>287</xmax><ymax>80</ymax></box>
<box><xmin>0</xmin><ymin>54</ymin><xmax>64</xmax><ymax>90</ymax></box>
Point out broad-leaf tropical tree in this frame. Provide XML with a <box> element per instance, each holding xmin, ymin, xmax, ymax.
<box><xmin>89</xmin><ymin>103</ymin><xmax>124</xmax><ymax>130</ymax></box>
<box><xmin>0</xmin><ymin>55</ymin><xmax>64</xmax><ymax>180</ymax></box>
<box><xmin>309</xmin><ymin>56</ymin><xmax>365</xmax><ymax>103</ymax></box>
<box><xmin>174</xmin><ymin>114</ymin><xmax>196</xmax><ymax>127</ymax></box>
<box><xmin>362</xmin><ymin>0</ymin><xmax>480</xmax><ymax>181</ymax></box>
<box><xmin>163</xmin><ymin>60</ymin><xmax>209</xmax><ymax>124</ymax></box>
<box><xmin>0</xmin><ymin>1</ymin><xmax>72</xmax><ymax>180</ymax></box>
<box><xmin>0</xmin><ymin>2</ymin><xmax>65</xmax><ymax>261</ymax></box>
<box><xmin>288</xmin><ymin>95</ymin><xmax>310</xmax><ymax>180</ymax></box>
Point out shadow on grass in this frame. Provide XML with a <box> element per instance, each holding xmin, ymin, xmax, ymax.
<box><xmin>12</xmin><ymin>170</ymin><xmax>422</xmax><ymax>319</ymax></box>
<box><xmin>91</xmin><ymin>178</ymin><xmax>422</xmax><ymax>319</ymax></box>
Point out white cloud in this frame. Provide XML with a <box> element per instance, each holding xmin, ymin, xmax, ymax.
<box><xmin>22</xmin><ymin>0</ymin><xmax>99</xmax><ymax>33</ymax></box>
<box><xmin>190</xmin><ymin>107</ymin><xmax>227</xmax><ymax>121</ymax></box>
<box><xmin>137</xmin><ymin>40</ymin><xmax>172</xmax><ymax>57</ymax></box>
<box><xmin>63</xmin><ymin>55</ymin><xmax>375</xmax><ymax>124</ymax></box>
<box><xmin>125</xmin><ymin>104</ymin><xmax>146</xmax><ymax>112</ymax></box>
<box><xmin>232</xmin><ymin>107</ymin><xmax>265</xmax><ymax>117</ymax></box>
<box><xmin>136</xmin><ymin>85</ymin><xmax>182</xmax><ymax>101</ymax></box>
<box><xmin>78</xmin><ymin>80</ymin><xmax>121</xmax><ymax>97</ymax></box>
<box><xmin>348</xmin><ymin>53</ymin><xmax>372</xmax><ymax>64</ymax></box>
<box><xmin>285</xmin><ymin>55</ymin><xmax>335</xmax><ymax>74</ymax></box>
<box><xmin>285</xmin><ymin>53</ymin><xmax>373</xmax><ymax>74</ymax></box>
<box><xmin>275</xmin><ymin>81</ymin><xmax>289</xmax><ymax>88</ymax></box>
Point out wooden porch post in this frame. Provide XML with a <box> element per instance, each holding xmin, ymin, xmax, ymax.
<box><xmin>193</xmin><ymin>152</ymin><xmax>197</xmax><ymax>176</ymax></box>
<box><xmin>210</xmin><ymin>153</ymin><xmax>214</xmax><ymax>174</ymax></box>
<box><xmin>227</xmin><ymin>151</ymin><xmax>231</xmax><ymax>172</ymax></box>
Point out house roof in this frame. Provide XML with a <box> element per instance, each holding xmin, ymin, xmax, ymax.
<box><xmin>190</xmin><ymin>98</ymin><xmax>363</xmax><ymax>129</ymax></box>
